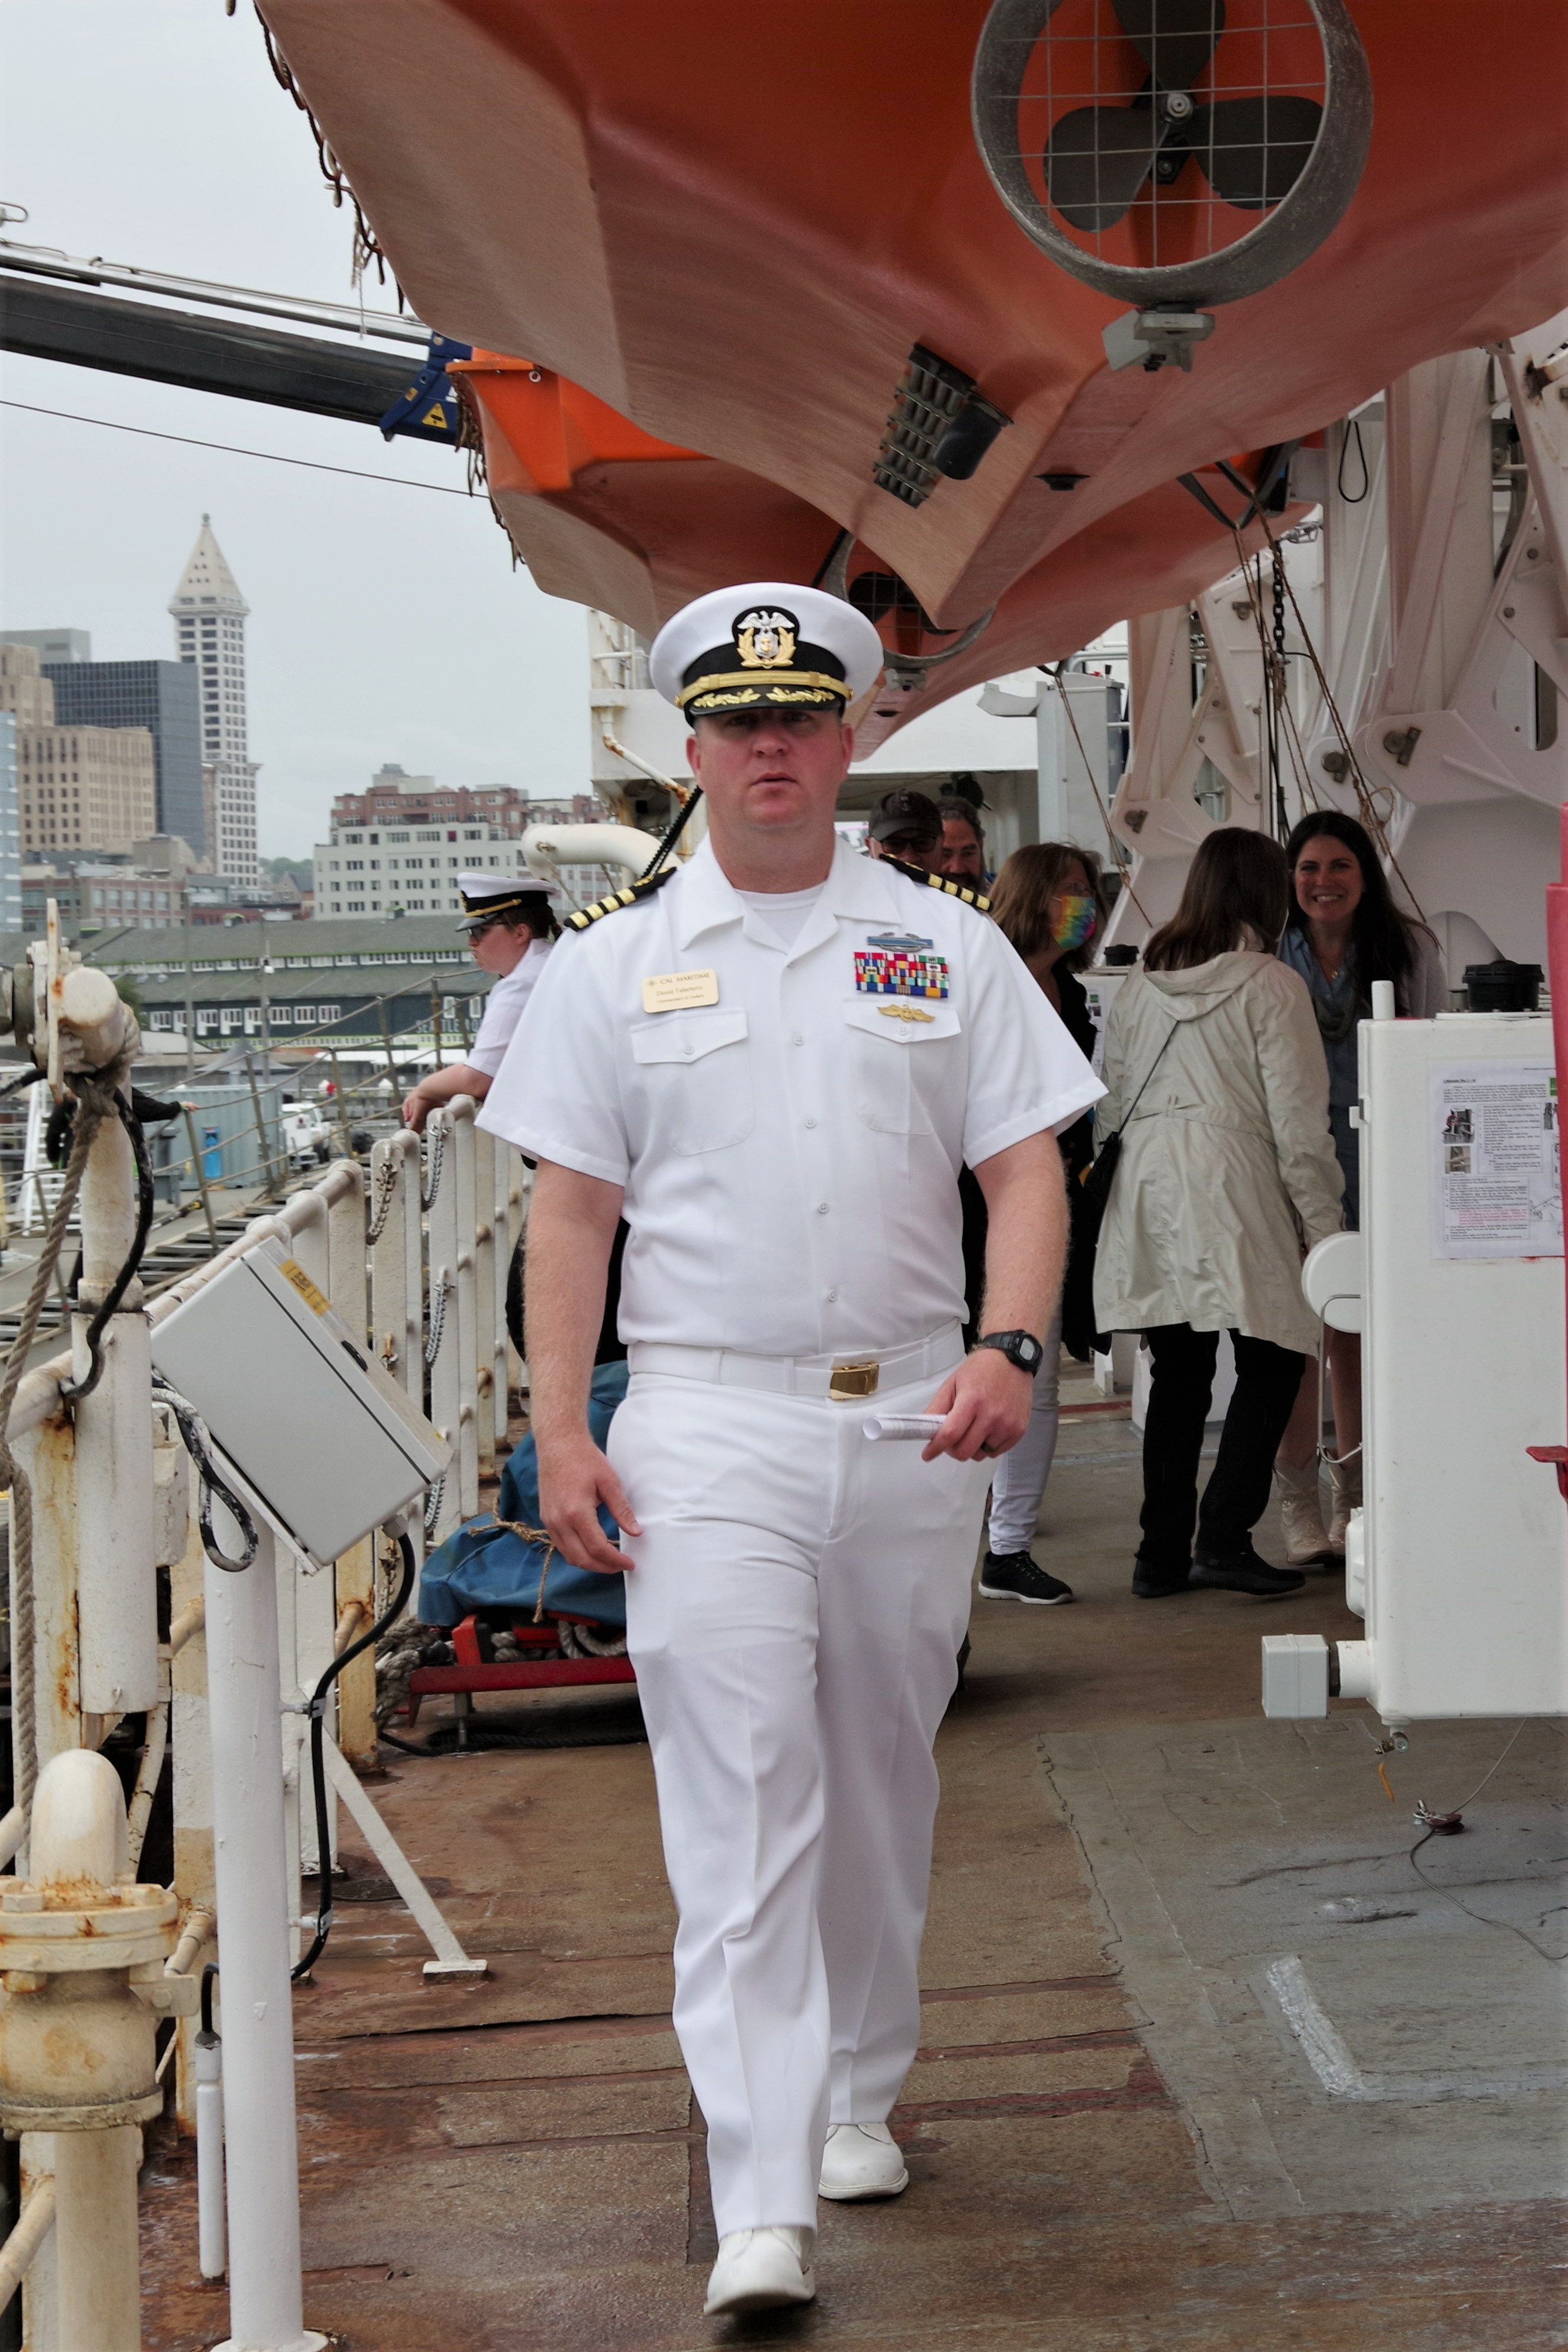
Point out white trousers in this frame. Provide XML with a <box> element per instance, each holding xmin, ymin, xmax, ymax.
<box><xmin>607</xmin><ymin>1364</ymin><xmax>992</xmax><ymax>2237</ymax></box>
<box><xmin>985</xmin><ymin>1307</ymin><xmax>1063</xmax><ymax>1556</ymax></box>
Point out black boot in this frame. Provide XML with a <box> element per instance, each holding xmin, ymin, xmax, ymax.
<box><xmin>1191</xmin><ymin>1543</ymin><xmax>1305</xmax><ymax>1599</ymax></box>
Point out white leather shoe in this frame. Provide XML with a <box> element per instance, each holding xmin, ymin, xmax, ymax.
<box><xmin>817</xmin><ymin>2122</ymin><xmax>910</xmax><ymax>2201</ymax></box>
<box><xmin>703</xmin><ymin>2227</ymin><xmax>816</xmax><ymax>2316</ymax></box>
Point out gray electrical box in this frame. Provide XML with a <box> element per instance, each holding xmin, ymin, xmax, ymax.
<box><xmin>151</xmin><ymin>1237</ymin><xmax>450</xmax><ymax>1566</ymax></box>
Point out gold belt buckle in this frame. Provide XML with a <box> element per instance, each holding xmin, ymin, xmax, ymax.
<box><xmin>828</xmin><ymin>1359</ymin><xmax>880</xmax><ymax>1401</ymax></box>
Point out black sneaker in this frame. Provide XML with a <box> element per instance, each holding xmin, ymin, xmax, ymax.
<box><xmin>1190</xmin><ymin>1545</ymin><xmax>1305</xmax><ymax>1599</ymax></box>
<box><xmin>978</xmin><ymin>1550</ymin><xmax>1074</xmax><ymax>1605</ymax></box>
<box><xmin>1131</xmin><ymin>1556</ymin><xmax>1191</xmax><ymax>1599</ymax></box>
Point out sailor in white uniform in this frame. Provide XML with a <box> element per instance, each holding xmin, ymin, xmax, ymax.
<box><xmin>479</xmin><ymin>583</ymin><xmax>1102</xmax><ymax>2316</ymax></box>
<box><xmin>401</xmin><ymin>871</ymin><xmax>560</xmax><ymax>1133</ymax></box>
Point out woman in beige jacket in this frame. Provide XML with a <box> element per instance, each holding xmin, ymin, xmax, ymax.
<box><xmin>1093</xmin><ymin>830</ymin><xmax>1345</xmax><ymax>1600</ymax></box>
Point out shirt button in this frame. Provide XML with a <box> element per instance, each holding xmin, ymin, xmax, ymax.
<box><xmin>804</xmin><ymin>1117</ymin><xmax>817</xmax><ymax>1129</ymax></box>
<box><xmin>791</xmin><ymin>1033</ymin><xmax>804</xmax><ymax>1047</ymax></box>
<box><xmin>825</xmin><ymin>1287</ymin><xmax>838</xmax><ymax>1302</ymax></box>
<box><xmin>816</xmin><ymin>1201</ymin><xmax>830</xmax><ymax>1215</ymax></box>
<box><xmin>681</xmin><ymin>1043</ymin><xmax>693</xmax><ymax>1057</ymax></box>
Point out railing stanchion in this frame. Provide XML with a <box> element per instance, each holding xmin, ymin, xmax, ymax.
<box><xmin>472</xmin><ymin>1123</ymin><xmax>497</xmax><ymax>1482</ymax></box>
<box><xmin>451</xmin><ymin>1099</ymin><xmax>480</xmax><ymax>1519</ymax></box>
<box><xmin>205</xmin><ymin>1514</ymin><xmax>327</xmax><ymax>2351</ymax></box>
<box><xmin>328</xmin><ymin>1168</ymin><xmax>377</xmax><ymax>1771</ymax></box>
<box><xmin>426</xmin><ymin>1105</ymin><xmax>463</xmax><ymax>1545</ymax></box>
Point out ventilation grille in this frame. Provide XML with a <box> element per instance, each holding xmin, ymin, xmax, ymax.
<box><xmin>874</xmin><ymin>346</ymin><xmax>977</xmax><ymax>507</ymax></box>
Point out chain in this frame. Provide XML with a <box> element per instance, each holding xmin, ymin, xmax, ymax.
<box><xmin>423</xmin><ymin>1272</ymin><xmax>452</xmax><ymax>1368</ymax></box>
<box><xmin>365</xmin><ymin>1155</ymin><xmax>400</xmax><ymax>1245</ymax></box>
<box><xmin>423</xmin><ymin>1472</ymin><xmax>446</xmax><ymax>1536</ymax></box>
<box><xmin>420</xmin><ymin>1119</ymin><xmax>445</xmax><ymax>1212</ymax></box>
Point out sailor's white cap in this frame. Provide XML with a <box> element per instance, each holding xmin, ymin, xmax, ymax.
<box><xmin>648</xmin><ymin>582</ymin><xmax>885</xmax><ymax>717</ymax></box>
<box><xmin>456</xmin><ymin>871</ymin><xmax>562</xmax><ymax>930</ymax></box>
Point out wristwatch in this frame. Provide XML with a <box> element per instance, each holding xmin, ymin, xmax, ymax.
<box><xmin>974</xmin><ymin>1329</ymin><xmax>1045</xmax><ymax>1377</ymax></box>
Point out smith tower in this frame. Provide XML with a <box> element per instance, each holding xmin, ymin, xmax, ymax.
<box><xmin>169</xmin><ymin>517</ymin><xmax>256</xmax><ymax>883</ymax></box>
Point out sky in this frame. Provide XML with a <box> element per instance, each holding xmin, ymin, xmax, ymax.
<box><xmin>0</xmin><ymin>0</ymin><xmax>590</xmax><ymax>860</ymax></box>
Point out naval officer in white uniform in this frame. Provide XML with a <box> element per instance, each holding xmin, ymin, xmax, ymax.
<box><xmin>478</xmin><ymin>584</ymin><xmax>1102</xmax><ymax>2316</ymax></box>
<box><xmin>401</xmin><ymin>872</ymin><xmax>559</xmax><ymax>1134</ymax></box>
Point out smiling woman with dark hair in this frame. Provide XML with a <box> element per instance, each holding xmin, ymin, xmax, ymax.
<box><xmin>1271</xmin><ymin>810</ymin><xmax>1446</xmax><ymax>1564</ymax></box>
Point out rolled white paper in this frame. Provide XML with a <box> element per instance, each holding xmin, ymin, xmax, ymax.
<box><xmin>862</xmin><ymin>1413</ymin><xmax>946</xmax><ymax>1442</ymax></box>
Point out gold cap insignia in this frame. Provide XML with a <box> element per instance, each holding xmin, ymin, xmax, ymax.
<box><xmin>734</xmin><ymin>608</ymin><xmax>798</xmax><ymax>670</ymax></box>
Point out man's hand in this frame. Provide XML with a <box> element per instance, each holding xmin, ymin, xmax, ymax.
<box><xmin>537</xmin><ymin>1435</ymin><xmax>643</xmax><ymax>1574</ymax></box>
<box><xmin>402</xmin><ymin>1083</ymin><xmax>432</xmax><ymax>1134</ymax></box>
<box><xmin>921</xmin><ymin>1346</ymin><xmax>1035</xmax><ymax>1464</ymax></box>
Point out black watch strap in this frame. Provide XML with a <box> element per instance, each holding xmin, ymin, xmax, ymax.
<box><xmin>975</xmin><ymin>1329</ymin><xmax>1044</xmax><ymax>1376</ymax></box>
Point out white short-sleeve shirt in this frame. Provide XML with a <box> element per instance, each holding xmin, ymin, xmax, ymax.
<box><xmin>467</xmin><ymin>936</ymin><xmax>551</xmax><ymax>1080</ymax></box>
<box><xmin>479</xmin><ymin>838</ymin><xmax>1102</xmax><ymax>1357</ymax></box>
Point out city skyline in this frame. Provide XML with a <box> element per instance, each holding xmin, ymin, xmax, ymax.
<box><xmin>0</xmin><ymin>1</ymin><xmax>591</xmax><ymax>862</ymax></box>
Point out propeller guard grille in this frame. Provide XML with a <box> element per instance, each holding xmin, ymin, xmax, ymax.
<box><xmin>972</xmin><ymin>0</ymin><xmax>1372</xmax><ymax>309</ymax></box>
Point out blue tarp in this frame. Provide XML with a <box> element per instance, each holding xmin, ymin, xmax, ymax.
<box><xmin>416</xmin><ymin>1362</ymin><xmax>629</xmax><ymax>1630</ymax></box>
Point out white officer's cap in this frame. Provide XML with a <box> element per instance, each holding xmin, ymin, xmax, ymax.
<box><xmin>648</xmin><ymin>582</ymin><xmax>885</xmax><ymax>718</ymax></box>
<box><xmin>456</xmin><ymin>871</ymin><xmax>562</xmax><ymax>932</ymax></box>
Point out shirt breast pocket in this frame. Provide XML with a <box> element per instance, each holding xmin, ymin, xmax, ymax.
<box><xmin>841</xmin><ymin>997</ymin><xmax>963</xmax><ymax>1135</ymax></box>
<box><xmin>630</xmin><ymin>1008</ymin><xmax>753</xmax><ymax>1155</ymax></box>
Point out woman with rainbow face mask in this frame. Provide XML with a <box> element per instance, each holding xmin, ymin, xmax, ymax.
<box><xmin>972</xmin><ymin>844</ymin><xmax>1109</xmax><ymax>1607</ymax></box>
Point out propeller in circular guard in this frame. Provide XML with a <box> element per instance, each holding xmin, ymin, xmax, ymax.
<box><xmin>1044</xmin><ymin>1</ymin><xmax>1320</xmax><ymax>232</ymax></box>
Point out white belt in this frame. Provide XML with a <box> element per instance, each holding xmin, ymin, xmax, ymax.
<box><xmin>627</xmin><ymin>1325</ymin><xmax>962</xmax><ymax>1402</ymax></box>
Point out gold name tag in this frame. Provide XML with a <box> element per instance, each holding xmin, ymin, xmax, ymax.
<box><xmin>641</xmin><ymin>968</ymin><xmax>719</xmax><ymax>1014</ymax></box>
<box><xmin>879</xmin><ymin>1002</ymin><xmax>935</xmax><ymax>1025</ymax></box>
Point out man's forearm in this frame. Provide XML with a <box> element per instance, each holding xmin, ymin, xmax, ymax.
<box><xmin>523</xmin><ymin>1160</ymin><xmax>624</xmax><ymax>1452</ymax></box>
<box><xmin>420</xmin><ymin>1063</ymin><xmax>491</xmax><ymax>1108</ymax></box>
<box><xmin>972</xmin><ymin>1131</ymin><xmax>1069</xmax><ymax>1339</ymax></box>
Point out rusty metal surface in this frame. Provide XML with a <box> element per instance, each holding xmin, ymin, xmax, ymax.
<box><xmin>140</xmin><ymin>1446</ymin><xmax>1567</xmax><ymax>2348</ymax></box>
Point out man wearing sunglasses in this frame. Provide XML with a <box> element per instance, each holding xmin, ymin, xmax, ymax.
<box><xmin>401</xmin><ymin>871</ymin><xmax>561</xmax><ymax>1133</ymax></box>
<box><xmin>864</xmin><ymin>787</ymin><xmax>945</xmax><ymax>872</ymax></box>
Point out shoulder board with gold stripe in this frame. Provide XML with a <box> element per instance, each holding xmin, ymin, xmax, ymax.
<box><xmin>881</xmin><ymin>853</ymin><xmax>991</xmax><ymax>914</ymax></box>
<box><xmin>563</xmin><ymin>865</ymin><xmax>678</xmax><ymax>932</ymax></box>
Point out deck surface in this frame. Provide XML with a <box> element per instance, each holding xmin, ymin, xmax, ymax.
<box><xmin>142</xmin><ymin>1385</ymin><xmax>1568</xmax><ymax>2350</ymax></box>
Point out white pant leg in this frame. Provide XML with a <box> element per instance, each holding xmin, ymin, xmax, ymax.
<box><xmin>611</xmin><ymin>1377</ymin><xmax>831</xmax><ymax>2236</ymax></box>
<box><xmin>984</xmin><ymin>1308</ymin><xmax>1062</xmax><ymax>1556</ymax></box>
<box><xmin>609</xmin><ymin>1368</ymin><xmax>987</xmax><ymax>2234</ymax></box>
<box><xmin>814</xmin><ymin>1386</ymin><xmax>991</xmax><ymax>2123</ymax></box>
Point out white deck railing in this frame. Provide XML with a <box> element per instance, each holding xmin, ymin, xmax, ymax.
<box><xmin>0</xmin><ymin>1095</ymin><xmax>523</xmax><ymax>2348</ymax></box>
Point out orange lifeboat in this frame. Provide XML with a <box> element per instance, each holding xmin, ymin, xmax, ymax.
<box><xmin>256</xmin><ymin>0</ymin><xmax>1568</xmax><ymax>736</ymax></box>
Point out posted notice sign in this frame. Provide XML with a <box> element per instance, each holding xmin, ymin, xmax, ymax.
<box><xmin>1430</xmin><ymin>1060</ymin><xmax>1561</xmax><ymax>1259</ymax></box>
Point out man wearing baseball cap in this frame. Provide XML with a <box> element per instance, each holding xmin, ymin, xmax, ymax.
<box><xmin>478</xmin><ymin>582</ymin><xmax>1100</xmax><ymax>2314</ymax></box>
<box><xmin>865</xmin><ymin>788</ymin><xmax>945</xmax><ymax>872</ymax></box>
<box><xmin>401</xmin><ymin>871</ymin><xmax>561</xmax><ymax>1134</ymax></box>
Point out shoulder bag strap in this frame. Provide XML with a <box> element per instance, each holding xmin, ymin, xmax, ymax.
<box><xmin>1102</xmin><ymin>1013</ymin><xmax>1180</xmax><ymax>1147</ymax></box>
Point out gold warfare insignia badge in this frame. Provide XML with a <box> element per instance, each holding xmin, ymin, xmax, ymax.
<box><xmin>734</xmin><ymin>607</ymin><xmax>798</xmax><ymax>670</ymax></box>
